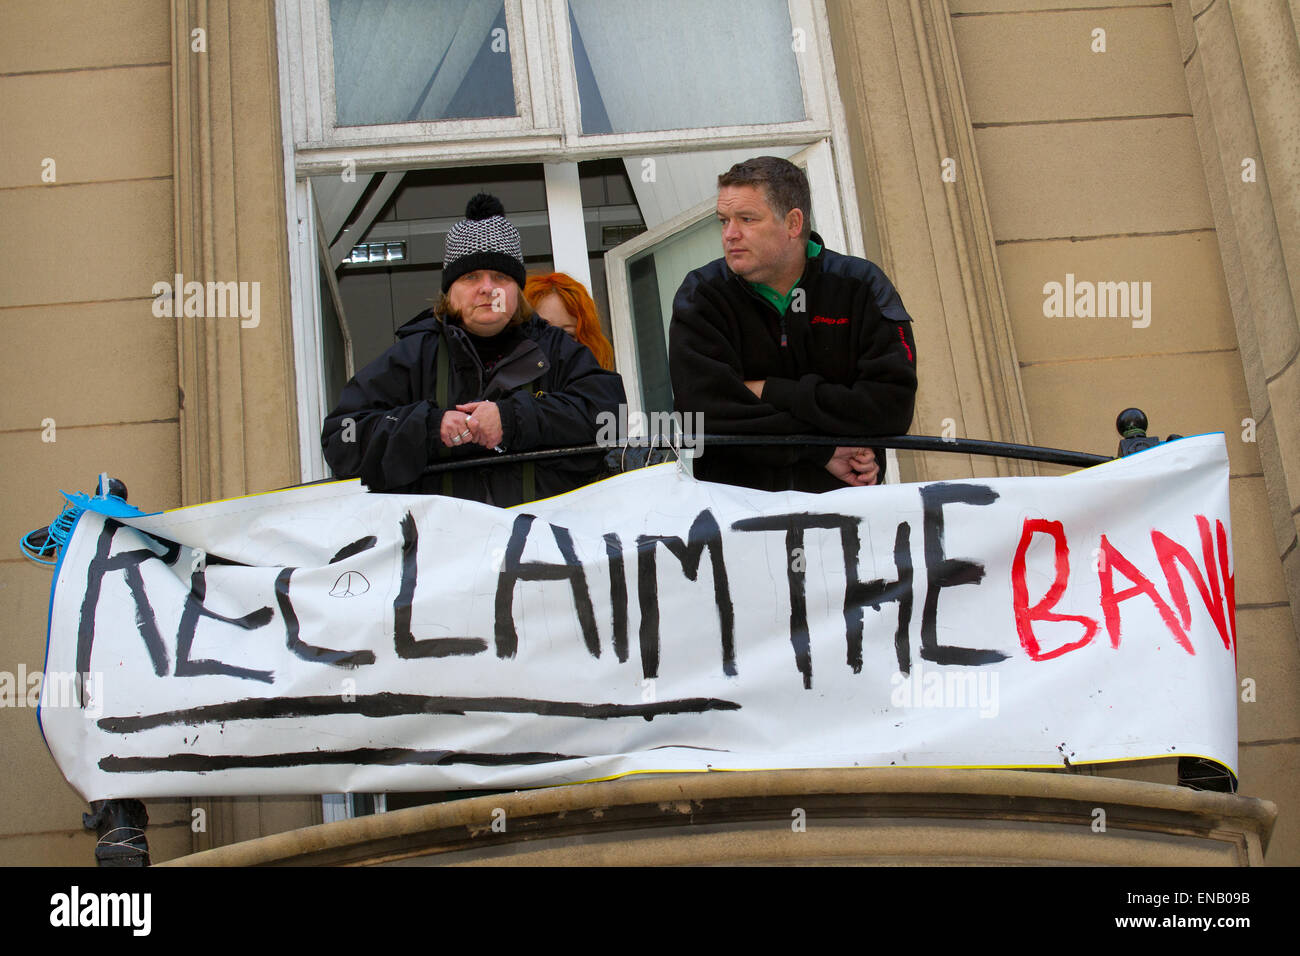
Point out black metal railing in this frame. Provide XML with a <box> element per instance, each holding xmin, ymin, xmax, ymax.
<box><xmin>412</xmin><ymin>432</ymin><xmax>1111</xmax><ymax>477</ymax></box>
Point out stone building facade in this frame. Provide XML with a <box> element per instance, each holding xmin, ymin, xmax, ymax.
<box><xmin>1</xmin><ymin>0</ymin><xmax>1295</xmax><ymax>864</ymax></box>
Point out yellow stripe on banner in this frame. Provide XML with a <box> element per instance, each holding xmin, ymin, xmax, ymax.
<box><xmin>154</xmin><ymin>460</ymin><xmax>683</xmax><ymax>516</ymax></box>
<box><xmin>155</xmin><ymin>478</ymin><xmax>364</xmax><ymax>515</ymax></box>
<box><xmin>553</xmin><ymin>750</ymin><xmax>1237</xmax><ymax>787</ymax></box>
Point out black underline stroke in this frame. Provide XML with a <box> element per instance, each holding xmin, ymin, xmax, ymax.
<box><xmin>97</xmin><ymin>693</ymin><xmax>743</xmax><ymax>733</ymax></box>
<box><xmin>100</xmin><ymin>748</ymin><xmax>581</xmax><ymax>773</ymax></box>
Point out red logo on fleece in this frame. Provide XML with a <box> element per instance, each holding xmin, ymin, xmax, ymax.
<box><xmin>811</xmin><ymin>315</ymin><xmax>848</xmax><ymax>326</ymax></box>
<box><xmin>898</xmin><ymin>326</ymin><xmax>913</xmax><ymax>363</ymax></box>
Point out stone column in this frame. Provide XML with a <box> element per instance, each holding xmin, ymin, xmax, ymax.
<box><xmin>169</xmin><ymin>0</ymin><xmax>318</xmax><ymax>853</ymax></box>
<box><xmin>1176</xmin><ymin>0</ymin><xmax>1300</xmax><ymax>641</ymax></box>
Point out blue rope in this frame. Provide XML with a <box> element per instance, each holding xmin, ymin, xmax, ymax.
<box><xmin>20</xmin><ymin>502</ymin><xmax>80</xmax><ymax>566</ymax></box>
<box><xmin>20</xmin><ymin>483</ymin><xmax>130</xmax><ymax>567</ymax></box>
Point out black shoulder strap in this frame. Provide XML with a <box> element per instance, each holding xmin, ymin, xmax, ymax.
<box><xmin>436</xmin><ymin>327</ymin><xmax>453</xmax><ymax>496</ymax></box>
<box><xmin>436</xmin><ymin>325</ymin><xmax>450</xmax><ymax>409</ymax></box>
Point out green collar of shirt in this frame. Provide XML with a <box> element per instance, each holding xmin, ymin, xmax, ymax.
<box><xmin>749</xmin><ymin>238</ymin><xmax>823</xmax><ymax>313</ymax></box>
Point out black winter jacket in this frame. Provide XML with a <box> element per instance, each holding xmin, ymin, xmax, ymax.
<box><xmin>322</xmin><ymin>311</ymin><xmax>626</xmax><ymax>504</ymax></box>
<box><xmin>669</xmin><ymin>234</ymin><xmax>917</xmax><ymax>493</ymax></box>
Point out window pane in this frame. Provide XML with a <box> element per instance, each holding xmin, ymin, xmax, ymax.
<box><xmin>569</xmin><ymin>0</ymin><xmax>805</xmax><ymax>135</ymax></box>
<box><xmin>626</xmin><ymin>217</ymin><xmax>723</xmax><ymax>413</ymax></box>
<box><xmin>330</xmin><ymin>0</ymin><xmax>516</xmax><ymax>126</ymax></box>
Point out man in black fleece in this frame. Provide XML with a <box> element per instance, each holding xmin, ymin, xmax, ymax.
<box><xmin>669</xmin><ymin>156</ymin><xmax>917</xmax><ymax>493</ymax></box>
<box><xmin>322</xmin><ymin>194</ymin><xmax>625</xmax><ymax>505</ymax></box>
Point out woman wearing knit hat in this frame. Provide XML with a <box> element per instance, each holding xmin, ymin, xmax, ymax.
<box><xmin>321</xmin><ymin>194</ymin><xmax>626</xmax><ymax>505</ymax></box>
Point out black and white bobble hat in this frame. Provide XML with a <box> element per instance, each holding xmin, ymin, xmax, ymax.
<box><xmin>441</xmin><ymin>193</ymin><xmax>526</xmax><ymax>292</ymax></box>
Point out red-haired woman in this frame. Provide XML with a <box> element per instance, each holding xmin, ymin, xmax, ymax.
<box><xmin>524</xmin><ymin>272</ymin><xmax>616</xmax><ymax>370</ymax></box>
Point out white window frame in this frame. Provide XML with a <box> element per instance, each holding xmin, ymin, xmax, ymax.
<box><xmin>547</xmin><ymin>0</ymin><xmax>833</xmax><ymax>151</ymax></box>
<box><xmin>274</xmin><ymin>0</ymin><xmax>868</xmax><ymax>816</ymax></box>
<box><xmin>285</xmin><ymin>0</ymin><xmax>556</xmax><ymax>149</ymax></box>
<box><xmin>280</xmin><ymin>0</ymin><xmax>836</xmax><ymax>172</ymax></box>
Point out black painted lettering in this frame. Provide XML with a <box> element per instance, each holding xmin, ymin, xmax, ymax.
<box><xmin>330</xmin><ymin>536</ymin><xmax>377</xmax><ymax>563</ymax></box>
<box><xmin>732</xmin><ymin>513</ymin><xmax>861</xmax><ymax>689</ymax></box>
<box><xmin>603</xmin><ymin>532</ymin><xmax>629</xmax><ymax>663</ymax></box>
<box><xmin>275</xmin><ymin>535</ymin><xmax>380</xmax><ymax>667</ymax></box>
<box><xmin>636</xmin><ymin>509</ymin><xmax>735</xmax><ymax>680</ymax></box>
<box><xmin>395</xmin><ymin>512</ymin><xmax>489</xmax><ymax>659</ymax></box>
<box><xmin>919</xmin><ymin>483</ymin><xmax>1007</xmax><ymax>665</ymax></box>
<box><xmin>174</xmin><ymin>565</ymin><xmax>276</xmax><ymax>683</ymax></box>
<box><xmin>842</xmin><ymin>520</ymin><xmax>914</xmax><ymax>675</ymax></box>
<box><xmin>494</xmin><ymin>514</ymin><xmax>599</xmax><ymax>660</ymax></box>
<box><xmin>77</xmin><ymin>519</ymin><xmax>172</xmax><ymax>699</ymax></box>
<box><xmin>276</xmin><ymin>568</ymin><xmax>376</xmax><ymax>668</ymax></box>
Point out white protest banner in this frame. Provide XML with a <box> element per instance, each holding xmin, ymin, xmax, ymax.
<box><xmin>40</xmin><ymin>435</ymin><xmax>1237</xmax><ymax>800</ymax></box>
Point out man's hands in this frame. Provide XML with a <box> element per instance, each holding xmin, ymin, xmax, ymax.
<box><xmin>744</xmin><ymin>379</ymin><xmax>879</xmax><ymax>486</ymax></box>
<box><xmin>457</xmin><ymin>401</ymin><xmax>503</xmax><ymax>449</ymax></box>
<box><xmin>825</xmin><ymin>446</ymin><xmax>879</xmax><ymax>486</ymax></box>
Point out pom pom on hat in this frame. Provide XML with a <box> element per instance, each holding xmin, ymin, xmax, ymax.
<box><xmin>465</xmin><ymin>193</ymin><xmax>505</xmax><ymax>221</ymax></box>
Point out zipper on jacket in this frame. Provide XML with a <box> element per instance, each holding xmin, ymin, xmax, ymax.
<box><xmin>736</xmin><ymin>276</ymin><xmax>791</xmax><ymax>349</ymax></box>
<box><xmin>441</xmin><ymin>321</ymin><xmax>486</xmax><ymax>394</ymax></box>
<box><xmin>733</xmin><ymin>258</ymin><xmax>822</xmax><ymax>350</ymax></box>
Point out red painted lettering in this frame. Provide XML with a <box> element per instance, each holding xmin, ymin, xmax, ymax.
<box><xmin>1151</xmin><ymin>515</ymin><xmax>1229</xmax><ymax>651</ymax></box>
<box><xmin>1097</xmin><ymin>535</ymin><xmax>1193</xmax><ymax>653</ymax></box>
<box><xmin>1011</xmin><ymin>519</ymin><xmax>1099</xmax><ymax>660</ymax></box>
<box><xmin>1215</xmin><ymin>519</ymin><xmax>1237</xmax><ymax>657</ymax></box>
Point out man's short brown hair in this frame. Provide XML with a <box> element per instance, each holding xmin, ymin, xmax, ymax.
<box><xmin>718</xmin><ymin>156</ymin><xmax>811</xmax><ymax>239</ymax></box>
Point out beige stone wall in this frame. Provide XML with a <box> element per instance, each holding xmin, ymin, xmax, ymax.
<box><xmin>944</xmin><ymin>0</ymin><xmax>1299</xmax><ymax>862</ymax></box>
<box><xmin>953</xmin><ymin>1</ymin><xmax>1248</xmax><ymax>466</ymax></box>
<box><xmin>0</xmin><ymin>0</ymin><xmax>191</xmax><ymax>865</ymax></box>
